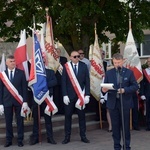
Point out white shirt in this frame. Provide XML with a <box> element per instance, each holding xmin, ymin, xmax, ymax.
<box><xmin>8</xmin><ymin>68</ymin><xmax>15</xmax><ymax>80</ymax></box>
<box><xmin>72</xmin><ymin>62</ymin><xmax>79</xmax><ymax>74</ymax></box>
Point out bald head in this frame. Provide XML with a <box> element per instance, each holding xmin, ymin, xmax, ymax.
<box><xmin>70</xmin><ymin>51</ymin><xmax>80</xmax><ymax>64</ymax></box>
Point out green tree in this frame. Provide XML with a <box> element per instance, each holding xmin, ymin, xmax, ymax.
<box><xmin>0</xmin><ymin>0</ymin><xmax>150</xmax><ymax>54</ymax></box>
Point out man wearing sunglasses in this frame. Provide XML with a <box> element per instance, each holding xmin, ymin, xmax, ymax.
<box><xmin>61</xmin><ymin>51</ymin><xmax>90</xmax><ymax>144</ymax></box>
<box><xmin>78</xmin><ymin>49</ymin><xmax>91</xmax><ymax>71</ymax></box>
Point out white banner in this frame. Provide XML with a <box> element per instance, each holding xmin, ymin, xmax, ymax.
<box><xmin>89</xmin><ymin>32</ymin><xmax>105</xmax><ymax>100</ymax></box>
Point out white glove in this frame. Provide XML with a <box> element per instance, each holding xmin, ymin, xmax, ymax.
<box><xmin>22</xmin><ymin>102</ymin><xmax>28</xmax><ymax>110</ymax></box>
<box><xmin>63</xmin><ymin>96</ymin><xmax>70</xmax><ymax>105</ymax></box>
<box><xmin>100</xmin><ymin>97</ymin><xmax>105</xmax><ymax>104</ymax></box>
<box><xmin>141</xmin><ymin>95</ymin><xmax>146</xmax><ymax>100</ymax></box>
<box><xmin>21</xmin><ymin>102</ymin><xmax>31</xmax><ymax>117</ymax></box>
<box><xmin>84</xmin><ymin>96</ymin><xmax>90</xmax><ymax>104</ymax></box>
<box><xmin>0</xmin><ymin>105</ymin><xmax>4</xmax><ymax>116</ymax></box>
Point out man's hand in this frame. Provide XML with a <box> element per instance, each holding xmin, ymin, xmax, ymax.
<box><xmin>102</xmin><ymin>87</ymin><xmax>109</xmax><ymax>93</ymax></box>
<box><xmin>141</xmin><ymin>95</ymin><xmax>146</xmax><ymax>100</ymax></box>
<box><xmin>63</xmin><ymin>96</ymin><xmax>70</xmax><ymax>105</ymax></box>
<box><xmin>84</xmin><ymin>96</ymin><xmax>90</xmax><ymax>104</ymax></box>
<box><xmin>0</xmin><ymin>105</ymin><xmax>4</xmax><ymax>116</ymax></box>
<box><xmin>117</xmin><ymin>88</ymin><xmax>125</xmax><ymax>94</ymax></box>
<box><xmin>100</xmin><ymin>97</ymin><xmax>105</xmax><ymax>104</ymax></box>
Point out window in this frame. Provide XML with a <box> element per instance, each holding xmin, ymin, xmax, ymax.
<box><xmin>137</xmin><ymin>34</ymin><xmax>150</xmax><ymax>57</ymax></box>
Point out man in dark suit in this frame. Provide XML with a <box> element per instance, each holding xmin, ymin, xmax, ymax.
<box><xmin>102</xmin><ymin>53</ymin><xmax>138</xmax><ymax>150</ymax></box>
<box><xmin>29</xmin><ymin>68</ymin><xmax>57</xmax><ymax>145</ymax></box>
<box><xmin>0</xmin><ymin>55</ymin><xmax>28</xmax><ymax>147</ymax></box>
<box><xmin>61</xmin><ymin>51</ymin><xmax>90</xmax><ymax>144</ymax></box>
<box><xmin>53</xmin><ymin>48</ymin><xmax>67</xmax><ymax>114</ymax></box>
<box><xmin>140</xmin><ymin>57</ymin><xmax>150</xmax><ymax>131</ymax></box>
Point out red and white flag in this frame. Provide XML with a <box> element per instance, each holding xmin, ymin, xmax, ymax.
<box><xmin>0</xmin><ymin>53</ymin><xmax>6</xmax><ymax>72</ymax></box>
<box><xmin>123</xmin><ymin>29</ymin><xmax>143</xmax><ymax>83</ymax></box>
<box><xmin>89</xmin><ymin>31</ymin><xmax>105</xmax><ymax>101</ymax></box>
<box><xmin>45</xmin><ymin>15</ymin><xmax>59</xmax><ymax>72</ymax></box>
<box><xmin>14</xmin><ymin>29</ymin><xmax>29</xmax><ymax>80</ymax></box>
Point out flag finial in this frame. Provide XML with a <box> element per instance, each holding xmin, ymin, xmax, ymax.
<box><xmin>45</xmin><ymin>7</ymin><xmax>49</xmax><ymax>16</ymax></box>
<box><xmin>33</xmin><ymin>15</ymin><xmax>36</xmax><ymax>30</ymax></box>
<box><xmin>129</xmin><ymin>12</ymin><xmax>132</xmax><ymax>30</ymax></box>
<box><xmin>94</xmin><ymin>23</ymin><xmax>97</xmax><ymax>35</ymax></box>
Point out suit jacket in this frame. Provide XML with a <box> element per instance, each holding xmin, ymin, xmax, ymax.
<box><xmin>0</xmin><ymin>68</ymin><xmax>28</xmax><ymax>107</ymax></box>
<box><xmin>62</xmin><ymin>61</ymin><xmax>90</xmax><ymax>100</ymax></box>
<box><xmin>45</xmin><ymin>68</ymin><xmax>57</xmax><ymax>95</ymax></box>
<box><xmin>140</xmin><ymin>70</ymin><xmax>150</xmax><ymax>97</ymax></box>
<box><xmin>104</xmin><ymin>67</ymin><xmax>138</xmax><ymax>109</ymax></box>
<box><xmin>55</xmin><ymin>56</ymin><xmax>67</xmax><ymax>85</ymax></box>
<box><xmin>103</xmin><ymin>61</ymin><xmax>107</xmax><ymax>72</ymax></box>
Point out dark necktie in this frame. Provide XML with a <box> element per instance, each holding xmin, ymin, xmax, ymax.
<box><xmin>74</xmin><ymin>65</ymin><xmax>77</xmax><ymax>76</ymax></box>
<box><xmin>116</xmin><ymin>70</ymin><xmax>120</xmax><ymax>85</ymax></box>
<box><xmin>10</xmin><ymin>71</ymin><xmax>13</xmax><ymax>82</ymax></box>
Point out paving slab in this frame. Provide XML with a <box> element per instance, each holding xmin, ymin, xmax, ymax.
<box><xmin>0</xmin><ymin>128</ymin><xmax>149</xmax><ymax>150</ymax></box>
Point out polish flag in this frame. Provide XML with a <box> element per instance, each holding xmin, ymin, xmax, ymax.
<box><xmin>123</xmin><ymin>29</ymin><xmax>143</xmax><ymax>83</ymax></box>
<box><xmin>0</xmin><ymin>53</ymin><xmax>6</xmax><ymax>72</ymax></box>
<box><xmin>14</xmin><ymin>29</ymin><xmax>29</xmax><ymax>80</ymax></box>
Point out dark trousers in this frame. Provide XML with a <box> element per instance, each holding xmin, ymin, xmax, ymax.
<box><xmin>132</xmin><ymin>93</ymin><xmax>139</xmax><ymax>129</ymax></box>
<box><xmin>64</xmin><ymin>99</ymin><xmax>86</xmax><ymax>138</ymax></box>
<box><xmin>53</xmin><ymin>85</ymin><xmax>64</xmax><ymax>114</ymax></box>
<box><xmin>109</xmin><ymin>99</ymin><xmax>131</xmax><ymax>150</ymax></box>
<box><xmin>146</xmin><ymin>96</ymin><xmax>150</xmax><ymax>128</ymax></box>
<box><xmin>4</xmin><ymin>106</ymin><xmax>24</xmax><ymax>143</ymax></box>
<box><xmin>32</xmin><ymin>102</ymin><xmax>53</xmax><ymax>139</ymax></box>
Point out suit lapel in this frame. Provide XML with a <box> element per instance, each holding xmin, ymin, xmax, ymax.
<box><xmin>121</xmin><ymin>67</ymin><xmax>127</xmax><ymax>82</ymax></box>
<box><xmin>112</xmin><ymin>68</ymin><xmax>118</xmax><ymax>87</ymax></box>
<box><xmin>5</xmin><ymin>69</ymin><xmax>9</xmax><ymax>77</ymax></box>
<box><xmin>13</xmin><ymin>69</ymin><xmax>18</xmax><ymax>83</ymax></box>
<box><xmin>77</xmin><ymin>62</ymin><xmax>81</xmax><ymax>78</ymax></box>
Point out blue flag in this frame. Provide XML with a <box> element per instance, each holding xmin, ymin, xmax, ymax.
<box><xmin>28</xmin><ymin>33</ymin><xmax>49</xmax><ymax>105</ymax></box>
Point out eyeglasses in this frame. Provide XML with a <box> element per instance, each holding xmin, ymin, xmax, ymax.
<box><xmin>72</xmin><ymin>55</ymin><xmax>80</xmax><ymax>59</ymax></box>
<box><xmin>79</xmin><ymin>53</ymin><xmax>84</xmax><ymax>55</ymax></box>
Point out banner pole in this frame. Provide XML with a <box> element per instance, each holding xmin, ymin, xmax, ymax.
<box><xmin>38</xmin><ymin>105</ymin><xmax>42</xmax><ymax>144</ymax></box>
<box><xmin>32</xmin><ymin>15</ymin><xmax>42</xmax><ymax>144</ymax></box>
<box><xmin>98</xmin><ymin>101</ymin><xmax>103</xmax><ymax>129</ymax></box>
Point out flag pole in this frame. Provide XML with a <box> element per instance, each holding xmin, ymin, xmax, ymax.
<box><xmin>33</xmin><ymin>15</ymin><xmax>42</xmax><ymax>144</ymax></box>
<box><xmin>94</xmin><ymin>23</ymin><xmax>103</xmax><ymax>129</ymax></box>
<box><xmin>129</xmin><ymin>12</ymin><xmax>133</xmax><ymax>130</ymax></box>
<box><xmin>45</xmin><ymin>7</ymin><xmax>49</xmax><ymax>22</ymax></box>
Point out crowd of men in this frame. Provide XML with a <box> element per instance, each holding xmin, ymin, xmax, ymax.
<box><xmin>0</xmin><ymin>49</ymin><xmax>150</xmax><ymax>150</ymax></box>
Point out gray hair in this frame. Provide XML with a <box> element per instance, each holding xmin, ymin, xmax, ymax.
<box><xmin>112</xmin><ymin>53</ymin><xmax>123</xmax><ymax>60</ymax></box>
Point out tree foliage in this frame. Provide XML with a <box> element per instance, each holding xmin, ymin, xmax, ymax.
<box><xmin>0</xmin><ymin>0</ymin><xmax>150</xmax><ymax>54</ymax></box>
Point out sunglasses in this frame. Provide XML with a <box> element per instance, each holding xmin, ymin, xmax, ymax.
<box><xmin>72</xmin><ymin>55</ymin><xmax>80</xmax><ymax>58</ymax></box>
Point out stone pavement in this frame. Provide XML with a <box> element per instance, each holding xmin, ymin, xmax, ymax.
<box><xmin>0</xmin><ymin>127</ymin><xmax>149</xmax><ymax>150</ymax></box>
